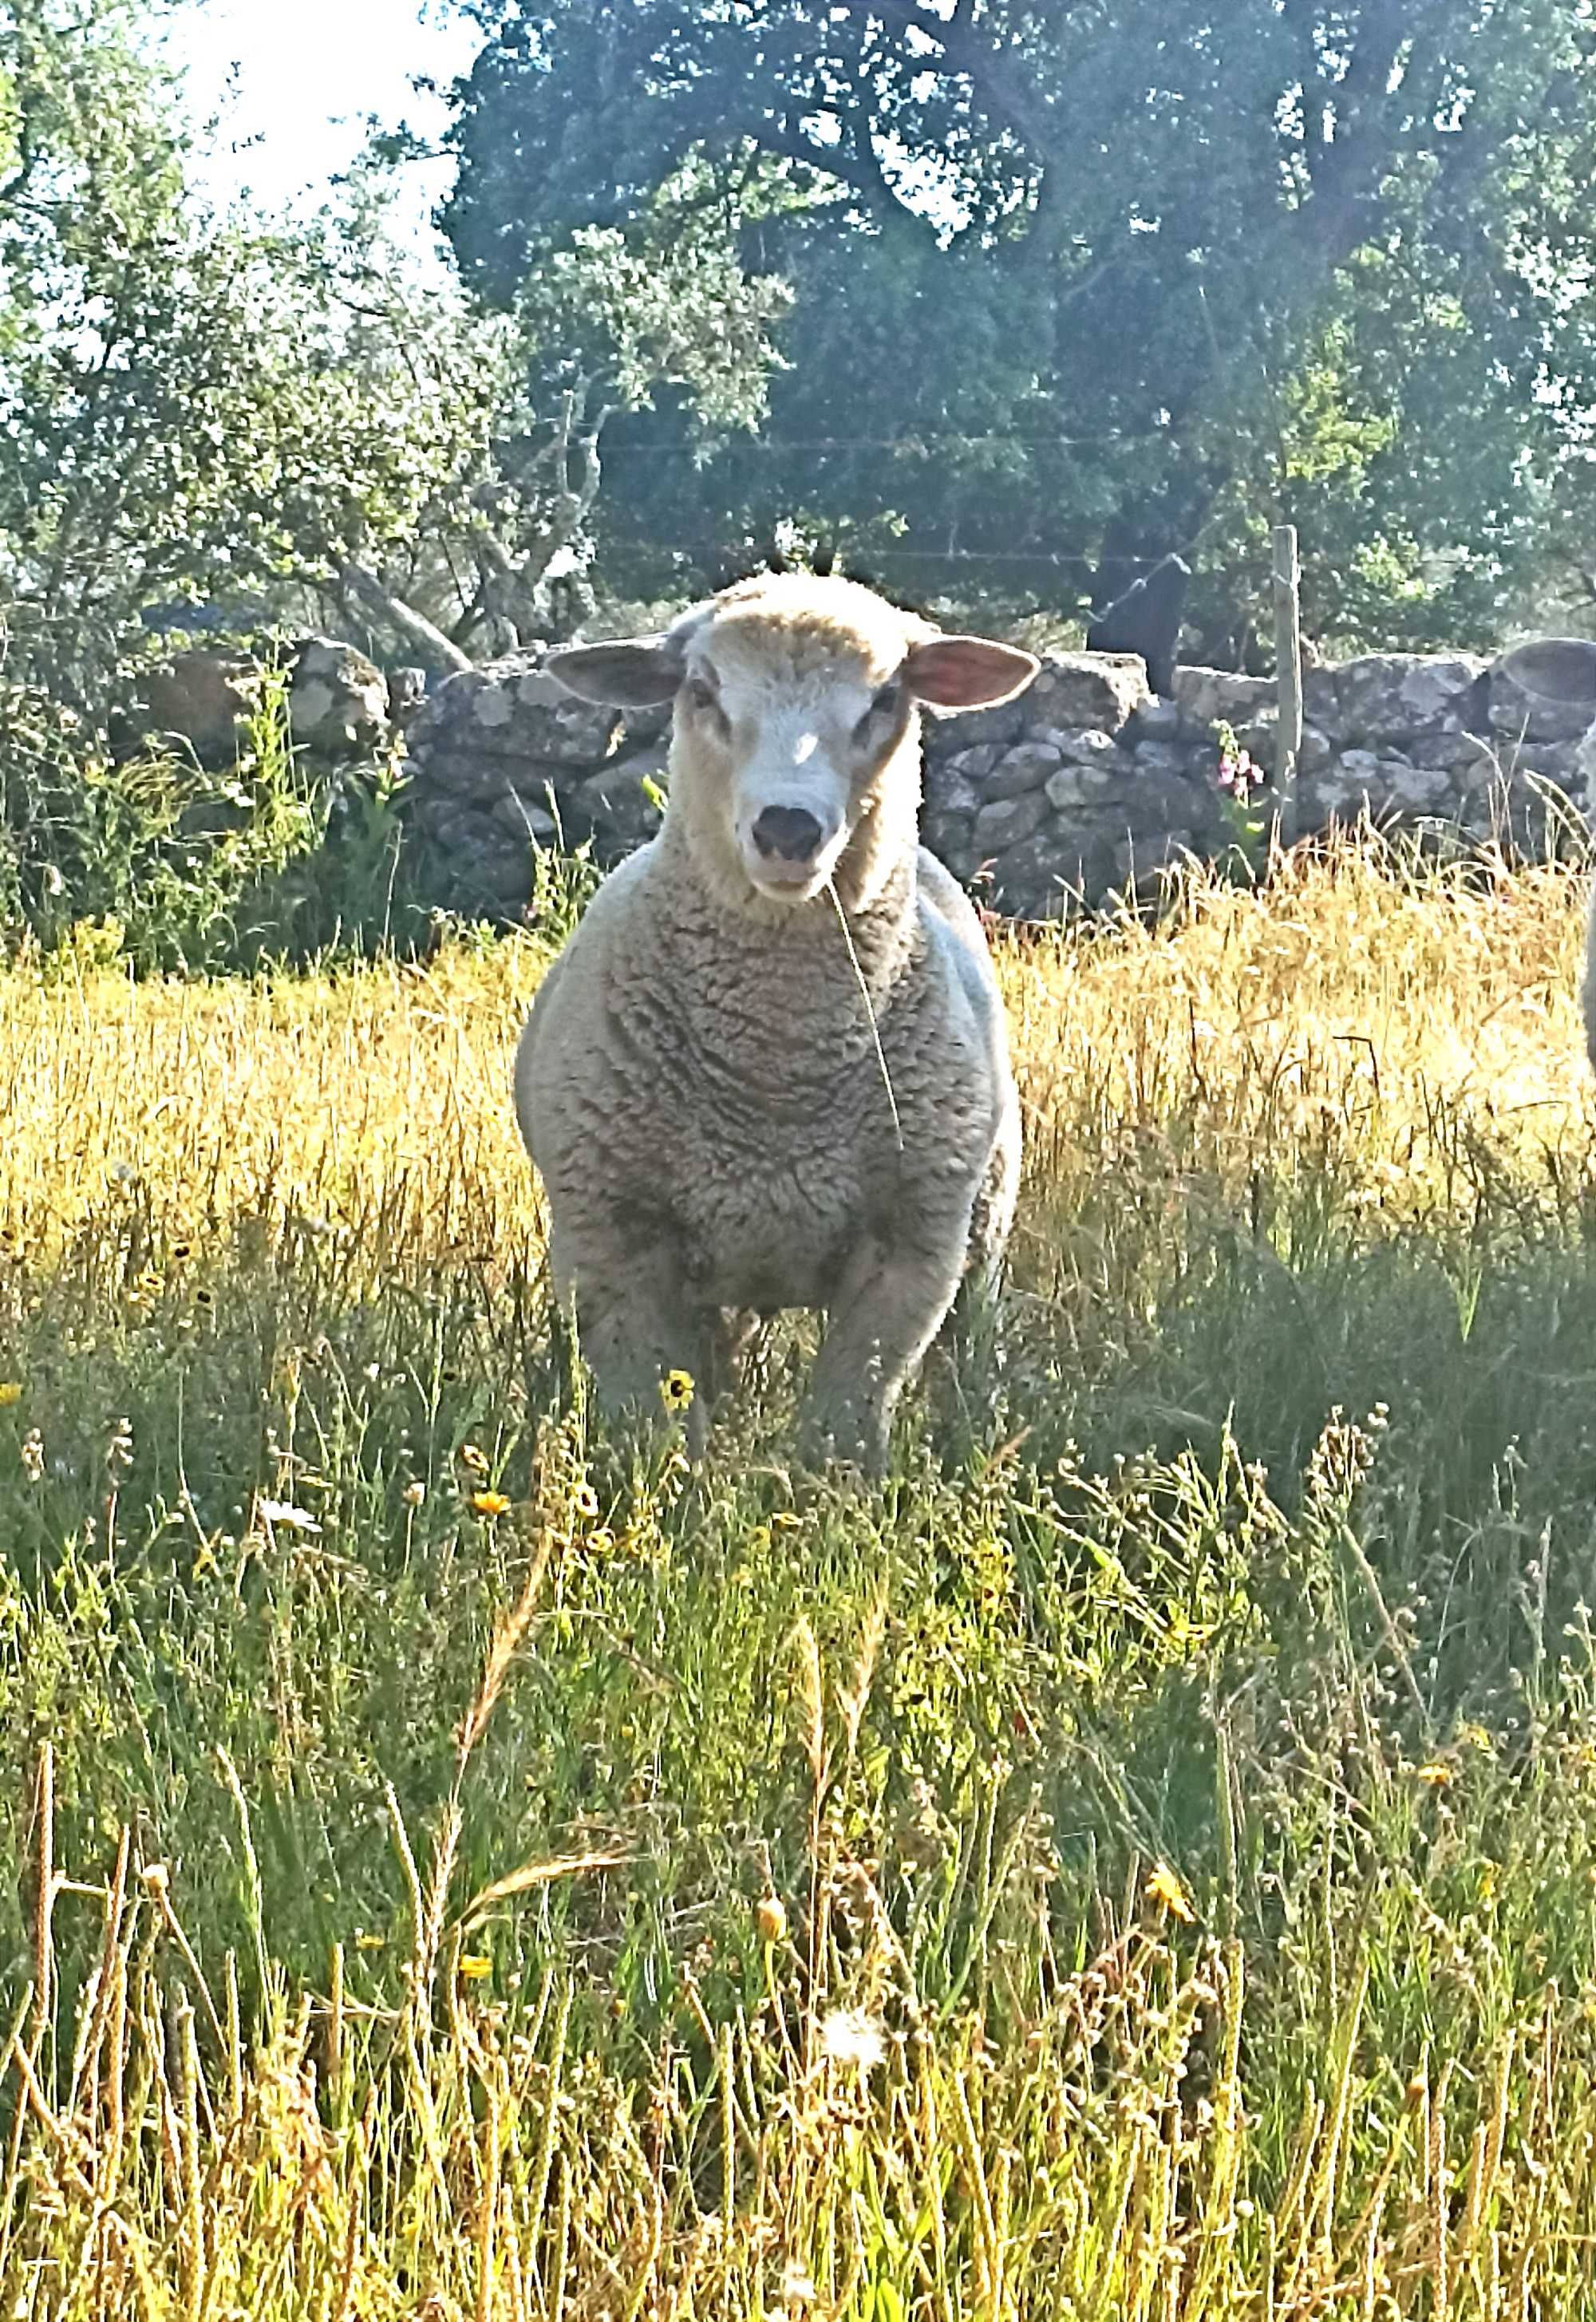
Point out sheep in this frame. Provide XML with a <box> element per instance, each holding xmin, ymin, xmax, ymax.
<box><xmin>513</xmin><ymin>571</ymin><xmax>1039</xmax><ymax>1471</ymax></box>
<box><xmin>1494</xmin><ymin>638</ymin><xmax>1596</xmax><ymax>1072</ymax></box>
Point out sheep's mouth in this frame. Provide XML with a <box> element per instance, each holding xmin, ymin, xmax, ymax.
<box><xmin>747</xmin><ymin>855</ymin><xmax>829</xmax><ymax>900</ymax></box>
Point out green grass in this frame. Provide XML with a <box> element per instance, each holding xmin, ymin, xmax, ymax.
<box><xmin>6</xmin><ymin>831</ymin><xmax>1596</xmax><ymax>2315</ymax></box>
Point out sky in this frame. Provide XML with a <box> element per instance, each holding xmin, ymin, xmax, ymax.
<box><xmin>156</xmin><ymin>0</ymin><xmax>484</xmax><ymax>247</ymax></box>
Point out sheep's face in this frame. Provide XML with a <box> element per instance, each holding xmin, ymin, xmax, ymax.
<box><xmin>545</xmin><ymin>574</ymin><xmax>1039</xmax><ymax>908</ymax></box>
<box><xmin>676</xmin><ymin>642</ymin><xmax>911</xmax><ymax>902</ymax></box>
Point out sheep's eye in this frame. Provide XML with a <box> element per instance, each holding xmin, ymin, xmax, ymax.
<box><xmin>855</xmin><ymin>683</ymin><xmax>899</xmax><ymax>739</ymax></box>
<box><xmin>683</xmin><ymin>675</ymin><xmax>720</xmax><ymax>715</ymax></box>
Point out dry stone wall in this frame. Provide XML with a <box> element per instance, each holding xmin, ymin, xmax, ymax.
<box><xmin>392</xmin><ymin>637</ymin><xmax>1596</xmax><ymax>921</ymax></box>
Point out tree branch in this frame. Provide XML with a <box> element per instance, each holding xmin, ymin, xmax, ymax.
<box><xmin>335</xmin><ymin>562</ymin><xmax>475</xmax><ymax>673</ymax></box>
<box><xmin>834</xmin><ymin>0</ymin><xmax>1068</xmax><ymax>252</ymax></box>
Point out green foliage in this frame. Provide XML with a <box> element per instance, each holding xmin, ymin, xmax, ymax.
<box><xmin>0</xmin><ymin>0</ymin><xmax>783</xmax><ymax>704</ymax></box>
<box><xmin>0</xmin><ymin>662</ymin><xmax>429</xmax><ymax>972</ymax></box>
<box><xmin>444</xmin><ymin>0</ymin><xmax>1596</xmax><ymax>650</ymax></box>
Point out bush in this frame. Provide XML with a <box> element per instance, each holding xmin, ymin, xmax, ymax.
<box><xmin>0</xmin><ymin>662</ymin><xmax>437</xmax><ymax>973</ymax></box>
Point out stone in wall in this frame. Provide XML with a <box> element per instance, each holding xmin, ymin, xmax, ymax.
<box><xmin>117</xmin><ymin>638</ymin><xmax>392</xmax><ymax>767</ymax></box>
<box><xmin>1330</xmin><ymin>653</ymin><xmax>1488</xmax><ymax>745</ymax></box>
<box><xmin>117</xmin><ymin>650</ymin><xmax>263</xmax><ymax>766</ymax></box>
<box><xmin>288</xmin><ymin>638</ymin><xmax>389</xmax><ymax>758</ymax></box>
<box><xmin>397</xmin><ymin>629</ymin><xmax>1596</xmax><ymax>926</ymax></box>
<box><xmin>1489</xmin><ymin>636</ymin><xmax>1596</xmax><ymax>740</ymax></box>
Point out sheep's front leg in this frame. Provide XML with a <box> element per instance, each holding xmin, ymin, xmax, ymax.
<box><xmin>551</xmin><ymin>1221</ymin><xmax>711</xmax><ymax>1455</ymax></box>
<box><xmin>800</xmin><ymin>1218</ymin><xmax>971</xmax><ymax>1475</ymax></box>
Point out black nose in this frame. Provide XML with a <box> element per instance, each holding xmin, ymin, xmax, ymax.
<box><xmin>752</xmin><ymin>805</ymin><xmax>824</xmax><ymax>862</ymax></box>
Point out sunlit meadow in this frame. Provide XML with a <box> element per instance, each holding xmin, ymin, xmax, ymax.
<box><xmin>6</xmin><ymin>831</ymin><xmax>1596</xmax><ymax>2316</ymax></box>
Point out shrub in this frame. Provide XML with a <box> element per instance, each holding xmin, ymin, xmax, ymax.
<box><xmin>0</xmin><ymin>661</ymin><xmax>434</xmax><ymax>973</ymax></box>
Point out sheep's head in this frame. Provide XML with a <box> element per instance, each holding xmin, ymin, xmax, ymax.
<box><xmin>545</xmin><ymin>574</ymin><xmax>1038</xmax><ymax>908</ymax></box>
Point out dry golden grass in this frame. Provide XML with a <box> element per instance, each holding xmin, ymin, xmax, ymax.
<box><xmin>2</xmin><ymin>835</ymin><xmax>1587</xmax><ymax>1280</ymax></box>
<box><xmin>0</xmin><ymin>942</ymin><xmax>547</xmax><ymax>1278</ymax></box>
<box><xmin>1002</xmin><ymin>841</ymin><xmax>1593</xmax><ymax>1212</ymax></box>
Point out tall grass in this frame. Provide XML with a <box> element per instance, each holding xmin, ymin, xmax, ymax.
<box><xmin>4</xmin><ymin>827</ymin><xmax>1596</xmax><ymax>2316</ymax></box>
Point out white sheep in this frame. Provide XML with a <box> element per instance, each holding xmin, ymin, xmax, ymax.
<box><xmin>513</xmin><ymin>571</ymin><xmax>1039</xmax><ymax>1471</ymax></box>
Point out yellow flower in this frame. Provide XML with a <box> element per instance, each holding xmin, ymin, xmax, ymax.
<box><xmin>756</xmin><ymin>1892</ymin><xmax>789</xmax><ymax>1946</ymax></box>
<box><xmin>1145</xmin><ymin>1861</ymin><xmax>1196</xmax><ymax>1925</ymax></box>
<box><xmin>660</xmin><ymin>1368</ymin><xmax>695</xmax><ymax>1413</ymax></box>
<box><xmin>470</xmin><ymin>1490</ymin><xmax>512</xmax><ymax>1518</ymax></box>
<box><xmin>1414</xmin><ymin>1761</ymin><xmax>1452</xmax><ymax>1787</ymax></box>
<box><xmin>458</xmin><ymin>1953</ymin><xmax>493</xmax><ymax>1981</ymax></box>
<box><xmin>354</xmin><ymin>1929</ymin><xmax>385</xmax><ymax>1952</ymax></box>
<box><xmin>0</xmin><ymin>1383</ymin><xmax>22</xmax><ymax>1407</ymax></box>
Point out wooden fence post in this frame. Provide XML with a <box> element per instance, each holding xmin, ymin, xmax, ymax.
<box><xmin>1273</xmin><ymin>523</ymin><xmax>1303</xmax><ymax>785</ymax></box>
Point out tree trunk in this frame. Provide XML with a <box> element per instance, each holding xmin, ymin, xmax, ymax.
<box><xmin>335</xmin><ymin>563</ymin><xmax>475</xmax><ymax>676</ymax></box>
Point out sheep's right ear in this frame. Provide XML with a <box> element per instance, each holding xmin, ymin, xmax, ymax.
<box><xmin>543</xmin><ymin>639</ymin><xmax>682</xmax><ymax>708</ymax></box>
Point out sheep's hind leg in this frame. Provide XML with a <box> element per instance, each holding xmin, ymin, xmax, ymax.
<box><xmin>1582</xmin><ymin>877</ymin><xmax>1596</xmax><ymax>1077</ymax></box>
<box><xmin>800</xmin><ymin>1224</ymin><xmax>970</xmax><ymax>1476</ymax></box>
<box><xmin>938</xmin><ymin>1111</ymin><xmax>1019</xmax><ymax>1432</ymax></box>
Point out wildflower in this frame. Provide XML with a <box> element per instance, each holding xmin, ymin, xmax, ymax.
<box><xmin>0</xmin><ymin>1383</ymin><xmax>22</xmax><ymax>1407</ymax></box>
<box><xmin>573</xmin><ymin>1480</ymin><xmax>600</xmax><ymax>1518</ymax></box>
<box><xmin>756</xmin><ymin>1892</ymin><xmax>789</xmax><ymax>1947</ymax></box>
<box><xmin>1414</xmin><ymin>1761</ymin><xmax>1452</xmax><ymax>1787</ymax></box>
<box><xmin>21</xmin><ymin>1429</ymin><xmax>45</xmax><ymax>1482</ymax></box>
<box><xmin>770</xmin><ymin>1510</ymin><xmax>802</xmax><ymax>1532</ymax></box>
<box><xmin>257</xmin><ymin>1499</ymin><xmax>322</xmax><ymax>1534</ymax></box>
<box><xmin>820</xmin><ymin>2007</ymin><xmax>887</xmax><ymax>2072</ymax></box>
<box><xmin>105</xmin><ymin>1419</ymin><xmax>134</xmax><ymax>1479</ymax></box>
<box><xmin>401</xmin><ymin>1480</ymin><xmax>426</xmax><ymax>1507</ymax></box>
<box><xmin>470</xmin><ymin>1489</ymin><xmax>512</xmax><ymax>1518</ymax></box>
<box><xmin>458</xmin><ymin>1954</ymin><xmax>493</xmax><ymax>1981</ymax></box>
<box><xmin>1145</xmin><ymin>1861</ymin><xmax>1196</xmax><ymax>1925</ymax></box>
<box><xmin>354</xmin><ymin>1929</ymin><xmax>385</xmax><ymax>1952</ymax></box>
<box><xmin>660</xmin><ymin>1368</ymin><xmax>695</xmax><ymax>1414</ymax></box>
<box><xmin>459</xmin><ymin>1441</ymin><xmax>489</xmax><ymax>1475</ymax></box>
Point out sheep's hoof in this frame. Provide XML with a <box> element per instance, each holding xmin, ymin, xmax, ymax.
<box><xmin>796</xmin><ymin>1401</ymin><xmax>890</xmax><ymax>1480</ymax></box>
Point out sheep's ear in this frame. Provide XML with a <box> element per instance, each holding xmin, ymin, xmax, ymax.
<box><xmin>903</xmin><ymin>634</ymin><xmax>1041</xmax><ymax>711</ymax></box>
<box><xmin>543</xmin><ymin>638</ymin><xmax>681</xmax><ymax>708</ymax></box>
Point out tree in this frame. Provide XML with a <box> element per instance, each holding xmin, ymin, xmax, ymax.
<box><xmin>0</xmin><ymin>0</ymin><xmax>786</xmax><ymax>704</ymax></box>
<box><xmin>440</xmin><ymin>0</ymin><xmax>1596</xmax><ymax>654</ymax></box>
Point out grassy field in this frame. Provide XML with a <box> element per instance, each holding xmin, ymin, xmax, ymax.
<box><xmin>6</xmin><ymin>831</ymin><xmax>1596</xmax><ymax>2317</ymax></box>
